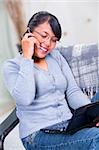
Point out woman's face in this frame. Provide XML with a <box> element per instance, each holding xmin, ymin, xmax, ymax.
<box><xmin>32</xmin><ymin>21</ymin><xmax>58</xmax><ymax>59</ymax></box>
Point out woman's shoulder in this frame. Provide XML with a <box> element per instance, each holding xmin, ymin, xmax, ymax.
<box><xmin>50</xmin><ymin>48</ymin><xmax>70</xmax><ymax>70</ymax></box>
<box><xmin>49</xmin><ymin>48</ymin><xmax>65</xmax><ymax>68</ymax></box>
<box><xmin>3</xmin><ymin>54</ymin><xmax>22</xmax><ymax>71</ymax></box>
<box><xmin>50</xmin><ymin>48</ymin><xmax>63</xmax><ymax>59</ymax></box>
<box><xmin>3</xmin><ymin>54</ymin><xmax>34</xmax><ymax>72</ymax></box>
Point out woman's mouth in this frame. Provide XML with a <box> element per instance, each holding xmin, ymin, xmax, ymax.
<box><xmin>38</xmin><ymin>46</ymin><xmax>48</xmax><ymax>53</ymax></box>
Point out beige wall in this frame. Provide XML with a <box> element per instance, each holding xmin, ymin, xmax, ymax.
<box><xmin>23</xmin><ymin>0</ymin><xmax>98</xmax><ymax>46</ymax></box>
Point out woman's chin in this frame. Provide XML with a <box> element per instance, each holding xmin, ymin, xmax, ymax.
<box><xmin>34</xmin><ymin>51</ymin><xmax>48</xmax><ymax>59</ymax></box>
<box><xmin>33</xmin><ymin>54</ymin><xmax>46</xmax><ymax>62</ymax></box>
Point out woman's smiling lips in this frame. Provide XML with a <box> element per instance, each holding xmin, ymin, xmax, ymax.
<box><xmin>38</xmin><ymin>45</ymin><xmax>49</xmax><ymax>52</ymax></box>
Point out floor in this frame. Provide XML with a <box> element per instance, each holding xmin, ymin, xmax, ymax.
<box><xmin>0</xmin><ymin>110</ymin><xmax>25</xmax><ymax>150</ymax></box>
<box><xmin>4</xmin><ymin>125</ymin><xmax>25</xmax><ymax>150</ymax></box>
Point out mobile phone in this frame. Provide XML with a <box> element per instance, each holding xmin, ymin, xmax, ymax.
<box><xmin>27</xmin><ymin>27</ymin><xmax>33</xmax><ymax>38</ymax></box>
<box><xmin>25</xmin><ymin>27</ymin><xmax>36</xmax><ymax>59</ymax></box>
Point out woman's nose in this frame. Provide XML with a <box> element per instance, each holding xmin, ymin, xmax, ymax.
<box><xmin>44</xmin><ymin>37</ymin><xmax>51</xmax><ymax>46</ymax></box>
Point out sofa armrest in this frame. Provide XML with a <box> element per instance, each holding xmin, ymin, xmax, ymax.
<box><xmin>0</xmin><ymin>108</ymin><xmax>19</xmax><ymax>150</ymax></box>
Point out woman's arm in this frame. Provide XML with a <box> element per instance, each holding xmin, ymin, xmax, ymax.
<box><xmin>3</xmin><ymin>56</ymin><xmax>36</xmax><ymax>106</ymax></box>
<box><xmin>55</xmin><ymin>50</ymin><xmax>91</xmax><ymax>109</ymax></box>
<box><xmin>3</xmin><ymin>31</ymin><xmax>40</xmax><ymax>106</ymax></box>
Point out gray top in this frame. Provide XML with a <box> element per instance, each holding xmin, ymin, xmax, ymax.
<box><xmin>3</xmin><ymin>49</ymin><xmax>91</xmax><ymax>138</ymax></box>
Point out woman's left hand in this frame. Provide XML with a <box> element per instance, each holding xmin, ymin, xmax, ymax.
<box><xmin>96</xmin><ymin>122</ymin><xmax>99</xmax><ymax>127</ymax></box>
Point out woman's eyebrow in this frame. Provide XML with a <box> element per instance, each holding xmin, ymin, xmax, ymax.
<box><xmin>44</xmin><ymin>31</ymin><xmax>56</xmax><ymax>37</ymax></box>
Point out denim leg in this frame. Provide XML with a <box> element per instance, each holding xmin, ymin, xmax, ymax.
<box><xmin>21</xmin><ymin>92</ymin><xmax>99</xmax><ymax>150</ymax></box>
<box><xmin>22</xmin><ymin>131</ymin><xmax>39</xmax><ymax>150</ymax></box>
<box><xmin>22</xmin><ymin>127</ymin><xmax>99</xmax><ymax>150</ymax></box>
<box><xmin>91</xmin><ymin>92</ymin><xmax>99</xmax><ymax>103</ymax></box>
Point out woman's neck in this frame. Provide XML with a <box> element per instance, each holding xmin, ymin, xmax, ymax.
<box><xmin>32</xmin><ymin>55</ymin><xmax>44</xmax><ymax>63</ymax></box>
<box><xmin>33</xmin><ymin>56</ymin><xmax>48</xmax><ymax>71</ymax></box>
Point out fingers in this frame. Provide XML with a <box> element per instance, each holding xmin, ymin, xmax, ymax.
<box><xmin>96</xmin><ymin>122</ymin><xmax>99</xmax><ymax>127</ymax></box>
<box><xmin>22</xmin><ymin>33</ymin><xmax>40</xmax><ymax>46</ymax></box>
<box><xmin>21</xmin><ymin>32</ymin><xmax>41</xmax><ymax>59</ymax></box>
<box><xmin>23</xmin><ymin>32</ymin><xmax>35</xmax><ymax>39</ymax></box>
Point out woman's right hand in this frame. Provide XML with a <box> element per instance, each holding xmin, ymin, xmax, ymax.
<box><xmin>21</xmin><ymin>33</ymin><xmax>39</xmax><ymax>60</ymax></box>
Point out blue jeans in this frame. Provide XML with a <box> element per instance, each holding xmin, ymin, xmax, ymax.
<box><xmin>22</xmin><ymin>92</ymin><xmax>99</xmax><ymax>150</ymax></box>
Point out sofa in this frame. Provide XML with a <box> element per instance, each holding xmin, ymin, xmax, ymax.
<box><xmin>0</xmin><ymin>43</ymin><xmax>99</xmax><ymax>150</ymax></box>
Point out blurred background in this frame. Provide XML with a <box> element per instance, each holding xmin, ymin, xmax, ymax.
<box><xmin>0</xmin><ymin>0</ymin><xmax>98</xmax><ymax>149</ymax></box>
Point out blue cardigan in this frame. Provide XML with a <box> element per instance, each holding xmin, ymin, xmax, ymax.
<box><xmin>3</xmin><ymin>49</ymin><xmax>91</xmax><ymax>138</ymax></box>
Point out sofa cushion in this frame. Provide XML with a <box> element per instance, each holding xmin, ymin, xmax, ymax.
<box><xmin>57</xmin><ymin>43</ymin><xmax>99</xmax><ymax>98</ymax></box>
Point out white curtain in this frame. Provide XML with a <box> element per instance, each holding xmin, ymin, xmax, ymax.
<box><xmin>0</xmin><ymin>0</ymin><xmax>18</xmax><ymax>116</ymax></box>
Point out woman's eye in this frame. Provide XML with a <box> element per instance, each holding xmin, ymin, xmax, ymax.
<box><xmin>52</xmin><ymin>39</ymin><xmax>57</xmax><ymax>42</ymax></box>
<box><xmin>41</xmin><ymin>35</ymin><xmax>47</xmax><ymax>38</ymax></box>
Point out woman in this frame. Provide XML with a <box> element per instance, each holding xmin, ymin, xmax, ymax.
<box><xmin>3</xmin><ymin>11</ymin><xmax>99</xmax><ymax>150</ymax></box>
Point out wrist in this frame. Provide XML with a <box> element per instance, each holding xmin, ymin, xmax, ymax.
<box><xmin>22</xmin><ymin>54</ymin><xmax>33</xmax><ymax>60</ymax></box>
